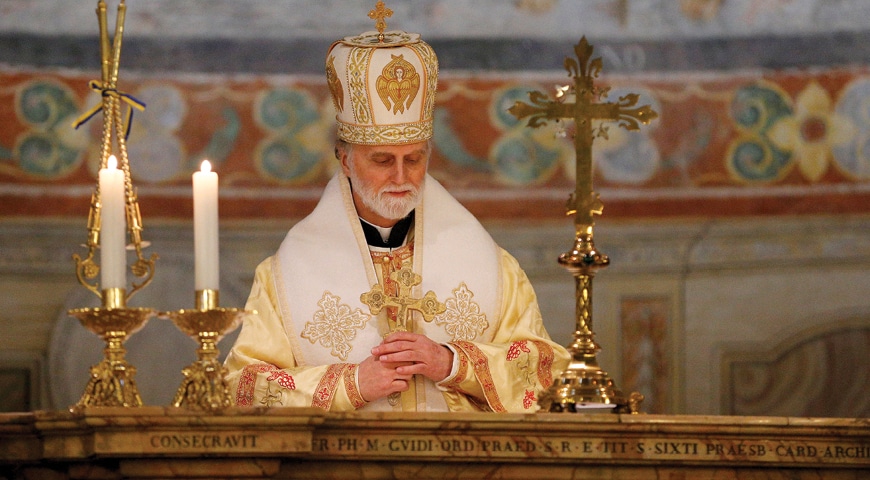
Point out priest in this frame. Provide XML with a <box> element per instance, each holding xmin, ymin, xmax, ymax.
<box><xmin>224</xmin><ymin>7</ymin><xmax>569</xmax><ymax>412</ymax></box>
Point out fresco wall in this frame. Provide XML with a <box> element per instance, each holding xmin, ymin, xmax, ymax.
<box><xmin>1</xmin><ymin>0</ymin><xmax>869</xmax><ymax>221</ymax></box>
<box><xmin>3</xmin><ymin>64</ymin><xmax>870</xmax><ymax>220</ymax></box>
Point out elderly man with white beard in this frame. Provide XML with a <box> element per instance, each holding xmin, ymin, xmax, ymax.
<box><xmin>223</xmin><ymin>5</ymin><xmax>569</xmax><ymax>413</ymax></box>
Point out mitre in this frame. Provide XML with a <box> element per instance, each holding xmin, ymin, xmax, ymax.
<box><xmin>326</xmin><ymin>26</ymin><xmax>438</xmax><ymax>145</ymax></box>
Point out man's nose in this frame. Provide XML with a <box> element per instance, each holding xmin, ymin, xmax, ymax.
<box><xmin>390</xmin><ymin>160</ymin><xmax>407</xmax><ymax>183</ymax></box>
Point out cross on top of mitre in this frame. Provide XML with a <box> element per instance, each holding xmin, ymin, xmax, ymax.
<box><xmin>368</xmin><ymin>1</ymin><xmax>394</xmax><ymax>41</ymax></box>
<box><xmin>508</xmin><ymin>36</ymin><xmax>658</xmax><ymax>227</ymax></box>
<box><xmin>360</xmin><ymin>262</ymin><xmax>445</xmax><ymax>333</ymax></box>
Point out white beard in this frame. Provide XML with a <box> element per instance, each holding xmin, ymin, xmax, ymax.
<box><xmin>347</xmin><ymin>167</ymin><xmax>422</xmax><ymax>222</ymax></box>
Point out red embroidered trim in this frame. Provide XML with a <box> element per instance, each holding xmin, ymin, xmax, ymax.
<box><xmin>443</xmin><ymin>344</ymin><xmax>470</xmax><ymax>390</ymax></box>
<box><xmin>342</xmin><ymin>364</ymin><xmax>367</xmax><ymax>409</ymax></box>
<box><xmin>506</xmin><ymin>340</ymin><xmax>530</xmax><ymax>361</ymax></box>
<box><xmin>312</xmin><ymin>363</ymin><xmax>345</xmax><ymax>411</ymax></box>
<box><xmin>523</xmin><ymin>389</ymin><xmax>536</xmax><ymax>409</ymax></box>
<box><xmin>453</xmin><ymin>341</ymin><xmax>506</xmax><ymax>413</ymax></box>
<box><xmin>267</xmin><ymin>370</ymin><xmax>297</xmax><ymax>390</ymax></box>
<box><xmin>236</xmin><ymin>363</ymin><xmax>280</xmax><ymax>407</ymax></box>
<box><xmin>531</xmin><ymin>340</ymin><xmax>556</xmax><ymax>388</ymax></box>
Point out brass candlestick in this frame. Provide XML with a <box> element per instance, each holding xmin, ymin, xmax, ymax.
<box><xmin>69</xmin><ymin>1</ymin><xmax>156</xmax><ymax>409</ymax></box>
<box><xmin>68</xmin><ymin>288</ymin><xmax>155</xmax><ymax>408</ymax></box>
<box><xmin>510</xmin><ymin>37</ymin><xmax>657</xmax><ymax>413</ymax></box>
<box><xmin>72</xmin><ymin>0</ymin><xmax>154</xmax><ymax>303</ymax></box>
<box><xmin>161</xmin><ymin>290</ymin><xmax>251</xmax><ymax>411</ymax></box>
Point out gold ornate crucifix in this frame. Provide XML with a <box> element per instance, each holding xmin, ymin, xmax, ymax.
<box><xmin>509</xmin><ymin>36</ymin><xmax>657</xmax><ymax>232</ymax></box>
<box><xmin>361</xmin><ymin>262</ymin><xmax>445</xmax><ymax>334</ymax></box>
<box><xmin>508</xmin><ymin>37</ymin><xmax>657</xmax><ymax>413</ymax></box>
<box><xmin>368</xmin><ymin>1</ymin><xmax>394</xmax><ymax>42</ymax></box>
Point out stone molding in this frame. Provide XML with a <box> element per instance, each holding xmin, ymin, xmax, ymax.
<box><xmin>0</xmin><ymin>408</ymin><xmax>867</xmax><ymax>479</ymax></box>
<box><xmin>3</xmin><ymin>216</ymin><xmax>868</xmax><ymax>277</ymax></box>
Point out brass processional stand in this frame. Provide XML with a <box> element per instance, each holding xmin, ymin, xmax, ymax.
<box><xmin>509</xmin><ymin>37</ymin><xmax>657</xmax><ymax>413</ymax></box>
<box><xmin>69</xmin><ymin>0</ymin><xmax>250</xmax><ymax>412</ymax></box>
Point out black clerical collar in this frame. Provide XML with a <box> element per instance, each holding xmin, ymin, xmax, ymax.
<box><xmin>359</xmin><ymin>211</ymin><xmax>414</xmax><ymax>248</ymax></box>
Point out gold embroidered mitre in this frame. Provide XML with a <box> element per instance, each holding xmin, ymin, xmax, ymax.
<box><xmin>325</xmin><ymin>4</ymin><xmax>438</xmax><ymax>145</ymax></box>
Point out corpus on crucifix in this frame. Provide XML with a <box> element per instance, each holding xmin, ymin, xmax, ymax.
<box><xmin>509</xmin><ymin>36</ymin><xmax>657</xmax><ymax>413</ymax></box>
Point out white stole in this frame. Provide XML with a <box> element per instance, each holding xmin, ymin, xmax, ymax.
<box><xmin>274</xmin><ymin>172</ymin><xmax>500</xmax><ymax>410</ymax></box>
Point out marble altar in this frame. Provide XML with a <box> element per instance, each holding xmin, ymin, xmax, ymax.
<box><xmin>1</xmin><ymin>407</ymin><xmax>867</xmax><ymax>479</ymax></box>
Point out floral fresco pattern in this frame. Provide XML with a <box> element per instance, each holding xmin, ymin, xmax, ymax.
<box><xmin>10</xmin><ymin>79</ymin><xmax>88</xmax><ymax>178</ymax></box>
<box><xmin>727</xmin><ymin>82</ymin><xmax>794</xmax><ymax>183</ymax></box>
<box><xmin>1</xmin><ymin>65</ymin><xmax>869</xmax><ymax>219</ymax></box>
<box><xmin>769</xmin><ymin>82</ymin><xmax>856</xmax><ymax>182</ymax></box>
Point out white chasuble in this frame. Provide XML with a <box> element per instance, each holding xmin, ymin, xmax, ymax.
<box><xmin>224</xmin><ymin>172</ymin><xmax>570</xmax><ymax>412</ymax></box>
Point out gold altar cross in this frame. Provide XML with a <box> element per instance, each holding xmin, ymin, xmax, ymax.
<box><xmin>508</xmin><ymin>37</ymin><xmax>657</xmax><ymax>412</ymax></box>
<box><xmin>368</xmin><ymin>1</ymin><xmax>394</xmax><ymax>41</ymax></box>
<box><xmin>360</xmin><ymin>262</ymin><xmax>445</xmax><ymax>334</ymax></box>
<box><xmin>508</xmin><ymin>37</ymin><xmax>657</xmax><ymax>231</ymax></box>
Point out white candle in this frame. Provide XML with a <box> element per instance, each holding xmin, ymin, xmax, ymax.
<box><xmin>99</xmin><ymin>155</ymin><xmax>126</xmax><ymax>290</ymax></box>
<box><xmin>193</xmin><ymin>160</ymin><xmax>219</xmax><ymax>291</ymax></box>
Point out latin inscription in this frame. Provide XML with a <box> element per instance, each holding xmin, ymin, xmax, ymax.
<box><xmin>312</xmin><ymin>435</ymin><xmax>869</xmax><ymax>465</ymax></box>
<box><xmin>149</xmin><ymin>433</ymin><xmax>258</xmax><ymax>450</ymax></box>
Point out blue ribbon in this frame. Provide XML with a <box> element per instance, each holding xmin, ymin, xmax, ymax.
<box><xmin>72</xmin><ymin>80</ymin><xmax>146</xmax><ymax>140</ymax></box>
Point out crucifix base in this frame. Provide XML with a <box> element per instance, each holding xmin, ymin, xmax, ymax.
<box><xmin>537</xmin><ymin>232</ymin><xmax>645</xmax><ymax>414</ymax></box>
<box><xmin>538</xmin><ymin>352</ymin><xmax>642</xmax><ymax>413</ymax></box>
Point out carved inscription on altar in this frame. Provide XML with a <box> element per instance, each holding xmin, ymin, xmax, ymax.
<box><xmin>89</xmin><ymin>430</ymin><xmax>312</xmax><ymax>455</ymax></box>
<box><xmin>147</xmin><ymin>433</ymin><xmax>259</xmax><ymax>450</ymax></box>
<box><xmin>311</xmin><ymin>434</ymin><xmax>869</xmax><ymax>465</ymax></box>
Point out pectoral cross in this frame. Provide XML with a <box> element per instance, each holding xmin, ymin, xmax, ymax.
<box><xmin>508</xmin><ymin>37</ymin><xmax>657</xmax><ymax>232</ymax></box>
<box><xmin>368</xmin><ymin>1</ymin><xmax>394</xmax><ymax>42</ymax></box>
<box><xmin>361</xmin><ymin>261</ymin><xmax>445</xmax><ymax>334</ymax></box>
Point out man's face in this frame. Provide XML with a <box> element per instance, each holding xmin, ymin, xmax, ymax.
<box><xmin>341</xmin><ymin>141</ymin><xmax>429</xmax><ymax>227</ymax></box>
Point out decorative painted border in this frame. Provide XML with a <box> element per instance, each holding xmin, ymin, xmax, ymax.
<box><xmin>2</xmin><ymin>64</ymin><xmax>869</xmax><ymax>220</ymax></box>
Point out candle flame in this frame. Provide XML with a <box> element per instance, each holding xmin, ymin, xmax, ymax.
<box><xmin>107</xmin><ymin>155</ymin><xmax>118</xmax><ymax>170</ymax></box>
<box><xmin>201</xmin><ymin>160</ymin><xmax>212</xmax><ymax>173</ymax></box>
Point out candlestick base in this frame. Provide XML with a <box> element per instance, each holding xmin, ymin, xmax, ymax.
<box><xmin>162</xmin><ymin>304</ymin><xmax>251</xmax><ymax>411</ymax></box>
<box><xmin>67</xmin><ymin>306</ymin><xmax>155</xmax><ymax>408</ymax></box>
